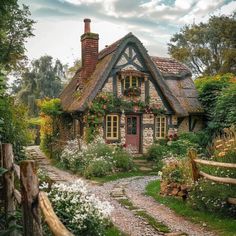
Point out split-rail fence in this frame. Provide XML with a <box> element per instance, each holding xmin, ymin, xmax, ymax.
<box><xmin>0</xmin><ymin>143</ymin><xmax>74</xmax><ymax>236</ymax></box>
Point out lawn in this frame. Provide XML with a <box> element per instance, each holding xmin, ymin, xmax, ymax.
<box><xmin>145</xmin><ymin>180</ymin><xmax>236</xmax><ymax>236</ymax></box>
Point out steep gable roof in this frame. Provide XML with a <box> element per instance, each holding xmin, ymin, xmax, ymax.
<box><xmin>60</xmin><ymin>33</ymin><xmax>203</xmax><ymax>116</ymax></box>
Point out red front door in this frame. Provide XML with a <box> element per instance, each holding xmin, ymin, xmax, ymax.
<box><xmin>125</xmin><ymin>115</ymin><xmax>140</xmax><ymax>153</ymax></box>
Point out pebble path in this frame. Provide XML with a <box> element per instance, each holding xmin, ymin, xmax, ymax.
<box><xmin>26</xmin><ymin>146</ymin><xmax>217</xmax><ymax>236</ymax></box>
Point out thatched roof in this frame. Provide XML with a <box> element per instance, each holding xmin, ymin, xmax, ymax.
<box><xmin>60</xmin><ymin>33</ymin><xmax>203</xmax><ymax>116</ymax></box>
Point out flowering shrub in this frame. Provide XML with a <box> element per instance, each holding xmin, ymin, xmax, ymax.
<box><xmin>60</xmin><ymin>136</ymin><xmax>134</xmax><ymax>178</ymax></box>
<box><xmin>189</xmin><ymin>179</ymin><xmax>236</xmax><ymax>216</ymax></box>
<box><xmin>46</xmin><ymin>180</ymin><xmax>113</xmax><ymax>235</ymax></box>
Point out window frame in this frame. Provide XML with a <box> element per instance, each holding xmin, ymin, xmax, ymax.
<box><xmin>105</xmin><ymin>114</ymin><xmax>119</xmax><ymax>140</ymax></box>
<box><xmin>123</xmin><ymin>75</ymin><xmax>139</xmax><ymax>90</ymax></box>
<box><xmin>155</xmin><ymin>116</ymin><xmax>167</xmax><ymax>139</ymax></box>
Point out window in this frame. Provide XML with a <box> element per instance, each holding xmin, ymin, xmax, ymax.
<box><xmin>123</xmin><ymin>76</ymin><xmax>138</xmax><ymax>89</ymax></box>
<box><xmin>155</xmin><ymin>116</ymin><xmax>166</xmax><ymax>138</ymax></box>
<box><xmin>127</xmin><ymin>117</ymin><xmax>137</xmax><ymax>135</ymax></box>
<box><xmin>106</xmin><ymin>115</ymin><xmax>119</xmax><ymax>140</ymax></box>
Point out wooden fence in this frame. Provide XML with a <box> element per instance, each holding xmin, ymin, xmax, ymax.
<box><xmin>0</xmin><ymin>143</ymin><xmax>74</xmax><ymax>236</ymax></box>
<box><xmin>188</xmin><ymin>149</ymin><xmax>236</xmax><ymax>205</ymax></box>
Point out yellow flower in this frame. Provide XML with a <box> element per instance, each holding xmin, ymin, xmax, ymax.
<box><xmin>218</xmin><ymin>152</ymin><xmax>226</xmax><ymax>157</ymax></box>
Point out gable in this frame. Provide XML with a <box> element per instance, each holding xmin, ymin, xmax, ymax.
<box><xmin>61</xmin><ymin>33</ymin><xmax>193</xmax><ymax>116</ymax></box>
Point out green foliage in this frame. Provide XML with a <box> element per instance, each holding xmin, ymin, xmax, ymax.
<box><xmin>189</xmin><ymin>179</ymin><xmax>236</xmax><ymax>216</ymax></box>
<box><xmin>38</xmin><ymin>98</ymin><xmax>63</xmax><ymax>157</ymax></box>
<box><xmin>146</xmin><ymin>180</ymin><xmax>236</xmax><ymax>236</ymax></box>
<box><xmin>0</xmin><ymin>1</ymin><xmax>35</xmax><ymax>71</ymax></box>
<box><xmin>85</xmin><ymin>92</ymin><xmax>165</xmax><ymax>142</ymax></box>
<box><xmin>38</xmin><ymin>98</ymin><xmax>62</xmax><ymax>116</ymax></box>
<box><xmin>113</xmin><ymin>148</ymin><xmax>134</xmax><ymax>171</ymax></box>
<box><xmin>161</xmin><ymin>158</ymin><xmax>192</xmax><ymax>185</ymax></box>
<box><xmin>15</xmin><ymin>56</ymin><xmax>66</xmax><ymax>116</ymax></box>
<box><xmin>195</xmin><ymin>73</ymin><xmax>236</xmax><ymax>132</ymax></box>
<box><xmin>0</xmin><ymin>96</ymin><xmax>31</xmax><ymax>161</ymax></box>
<box><xmin>84</xmin><ymin>159</ymin><xmax>113</xmax><ymax>178</ymax></box>
<box><xmin>168</xmin><ymin>15</ymin><xmax>236</xmax><ymax>75</ymax></box>
<box><xmin>60</xmin><ymin>138</ymin><xmax>134</xmax><ymax>178</ymax></box>
<box><xmin>213</xmin><ymin>84</ymin><xmax>236</xmax><ymax>129</ymax></box>
<box><xmin>146</xmin><ymin>132</ymin><xmax>201</xmax><ymax>161</ymax></box>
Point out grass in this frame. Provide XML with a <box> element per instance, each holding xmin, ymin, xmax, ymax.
<box><xmin>117</xmin><ymin>196</ymin><xmax>170</xmax><ymax>233</ymax></box>
<box><xmin>105</xmin><ymin>225</ymin><xmax>127</xmax><ymax>236</ymax></box>
<box><xmin>135</xmin><ymin>210</ymin><xmax>170</xmax><ymax>233</ymax></box>
<box><xmin>146</xmin><ymin>180</ymin><xmax>236</xmax><ymax>236</ymax></box>
<box><xmin>117</xmin><ymin>198</ymin><xmax>138</xmax><ymax>210</ymax></box>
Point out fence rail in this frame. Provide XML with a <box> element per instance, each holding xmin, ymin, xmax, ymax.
<box><xmin>188</xmin><ymin>149</ymin><xmax>236</xmax><ymax>204</ymax></box>
<box><xmin>0</xmin><ymin>143</ymin><xmax>74</xmax><ymax>236</ymax></box>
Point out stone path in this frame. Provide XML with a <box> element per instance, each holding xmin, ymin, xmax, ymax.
<box><xmin>26</xmin><ymin>146</ymin><xmax>217</xmax><ymax>236</ymax></box>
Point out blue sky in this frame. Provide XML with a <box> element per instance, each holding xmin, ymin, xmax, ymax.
<box><xmin>19</xmin><ymin>0</ymin><xmax>236</xmax><ymax>66</ymax></box>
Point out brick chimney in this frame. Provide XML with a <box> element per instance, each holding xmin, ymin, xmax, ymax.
<box><xmin>81</xmin><ymin>19</ymin><xmax>99</xmax><ymax>80</ymax></box>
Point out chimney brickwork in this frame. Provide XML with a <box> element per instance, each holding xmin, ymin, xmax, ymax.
<box><xmin>81</xmin><ymin>19</ymin><xmax>99</xmax><ymax>80</ymax></box>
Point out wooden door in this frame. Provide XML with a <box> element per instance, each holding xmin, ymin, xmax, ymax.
<box><xmin>125</xmin><ymin>115</ymin><xmax>140</xmax><ymax>153</ymax></box>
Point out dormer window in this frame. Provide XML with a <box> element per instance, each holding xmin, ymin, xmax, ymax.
<box><xmin>124</xmin><ymin>76</ymin><xmax>139</xmax><ymax>89</ymax></box>
<box><xmin>118</xmin><ymin>70</ymin><xmax>147</xmax><ymax>97</ymax></box>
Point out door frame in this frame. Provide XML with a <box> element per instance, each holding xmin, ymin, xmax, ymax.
<box><xmin>125</xmin><ymin>114</ymin><xmax>141</xmax><ymax>153</ymax></box>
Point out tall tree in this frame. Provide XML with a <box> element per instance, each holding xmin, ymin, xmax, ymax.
<box><xmin>0</xmin><ymin>0</ymin><xmax>35</xmax><ymax>71</ymax></box>
<box><xmin>168</xmin><ymin>14</ymin><xmax>236</xmax><ymax>76</ymax></box>
<box><xmin>16</xmin><ymin>56</ymin><xmax>66</xmax><ymax>116</ymax></box>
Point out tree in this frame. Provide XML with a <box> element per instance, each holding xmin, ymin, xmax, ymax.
<box><xmin>195</xmin><ymin>73</ymin><xmax>235</xmax><ymax>132</ymax></box>
<box><xmin>168</xmin><ymin>15</ymin><xmax>236</xmax><ymax>76</ymax></box>
<box><xmin>0</xmin><ymin>0</ymin><xmax>35</xmax><ymax>71</ymax></box>
<box><xmin>16</xmin><ymin>56</ymin><xmax>66</xmax><ymax>116</ymax></box>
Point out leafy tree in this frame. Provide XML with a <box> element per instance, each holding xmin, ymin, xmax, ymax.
<box><xmin>0</xmin><ymin>0</ymin><xmax>34</xmax><ymax>161</ymax></box>
<box><xmin>168</xmin><ymin>15</ymin><xmax>236</xmax><ymax>76</ymax></box>
<box><xmin>16</xmin><ymin>56</ymin><xmax>66</xmax><ymax>116</ymax></box>
<box><xmin>213</xmin><ymin>83</ymin><xmax>236</xmax><ymax>129</ymax></box>
<box><xmin>0</xmin><ymin>96</ymin><xmax>31</xmax><ymax>161</ymax></box>
<box><xmin>0</xmin><ymin>0</ymin><xmax>35</xmax><ymax>71</ymax></box>
<box><xmin>195</xmin><ymin>73</ymin><xmax>235</xmax><ymax>132</ymax></box>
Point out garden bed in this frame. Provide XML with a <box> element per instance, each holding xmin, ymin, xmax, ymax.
<box><xmin>146</xmin><ymin>180</ymin><xmax>236</xmax><ymax>236</ymax></box>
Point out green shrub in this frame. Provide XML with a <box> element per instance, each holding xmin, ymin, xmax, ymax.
<box><xmin>146</xmin><ymin>144</ymin><xmax>169</xmax><ymax>160</ymax></box>
<box><xmin>113</xmin><ymin>148</ymin><xmax>134</xmax><ymax>171</ymax></box>
<box><xmin>60</xmin><ymin>137</ymin><xmax>134</xmax><ymax>178</ymax></box>
<box><xmin>189</xmin><ymin>179</ymin><xmax>236</xmax><ymax>217</ymax></box>
<box><xmin>83</xmin><ymin>159</ymin><xmax>113</xmax><ymax>178</ymax></box>
<box><xmin>161</xmin><ymin>158</ymin><xmax>192</xmax><ymax>184</ymax></box>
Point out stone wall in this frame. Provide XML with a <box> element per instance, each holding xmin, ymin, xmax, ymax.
<box><xmin>149</xmin><ymin>81</ymin><xmax>164</xmax><ymax>107</ymax></box>
<box><xmin>120</xmin><ymin>114</ymin><xmax>126</xmax><ymax>145</ymax></box>
<box><xmin>192</xmin><ymin>116</ymin><xmax>204</xmax><ymax>132</ymax></box>
<box><xmin>177</xmin><ymin>117</ymin><xmax>189</xmax><ymax>134</ymax></box>
<box><xmin>101</xmin><ymin>77</ymin><xmax>113</xmax><ymax>93</ymax></box>
<box><xmin>142</xmin><ymin>114</ymin><xmax>154</xmax><ymax>153</ymax></box>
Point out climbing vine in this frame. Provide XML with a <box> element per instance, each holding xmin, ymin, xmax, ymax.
<box><xmin>84</xmin><ymin>92</ymin><xmax>165</xmax><ymax>142</ymax></box>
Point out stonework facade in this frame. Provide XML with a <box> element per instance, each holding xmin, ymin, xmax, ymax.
<box><xmin>60</xmin><ymin>20</ymin><xmax>204</xmax><ymax>154</ymax></box>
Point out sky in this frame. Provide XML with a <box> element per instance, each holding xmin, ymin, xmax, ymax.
<box><xmin>19</xmin><ymin>0</ymin><xmax>236</xmax><ymax>67</ymax></box>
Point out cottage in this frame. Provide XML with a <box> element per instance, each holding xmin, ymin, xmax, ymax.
<box><xmin>60</xmin><ymin>19</ymin><xmax>204</xmax><ymax>153</ymax></box>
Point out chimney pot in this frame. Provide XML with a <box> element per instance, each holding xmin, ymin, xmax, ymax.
<box><xmin>84</xmin><ymin>18</ymin><xmax>91</xmax><ymax>33</ymax></box>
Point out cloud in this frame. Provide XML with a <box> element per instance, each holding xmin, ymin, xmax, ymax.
<box><xmin>19</xmin><ymin>0</ymin><xmax>235</xmax><ymax>65</ymax></box>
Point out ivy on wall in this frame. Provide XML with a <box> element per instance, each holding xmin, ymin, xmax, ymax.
<box><xmin>84</xmin><ymin>92</ymin><xmax>165</xmax><ymax>142</ymax></box>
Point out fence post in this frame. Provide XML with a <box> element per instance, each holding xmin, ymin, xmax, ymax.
<box><xmin>20</xmin><ymin>160</ymin><xmax>43</xmax><ymax>236</ymax></box>
<box><xmin>188</xmin><ymin>149</ymin><xmax>200</xmax><ymax>182</ymax></box>
<box><xmin>2</xmin><ymin>143</ymin><xmax>16</xmax><ymax>236</ymax></box>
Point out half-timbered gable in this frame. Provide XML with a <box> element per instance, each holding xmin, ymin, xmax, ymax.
<box><xmin>60</xmin><ymin>19</ymin><xmax>204</xmax><ymax>153</ymax></box>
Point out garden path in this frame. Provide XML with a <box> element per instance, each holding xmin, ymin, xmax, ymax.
<box><xmin>26</xmin><ymin>146</ymin><xmax>216</xmax><ymax>236</ymax></box>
